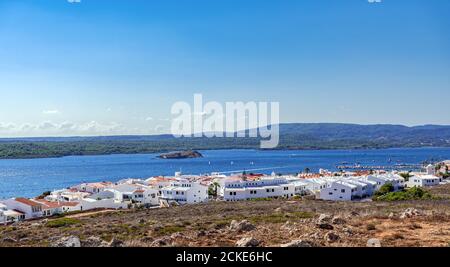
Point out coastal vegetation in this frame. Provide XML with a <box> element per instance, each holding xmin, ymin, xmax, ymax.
<box><xmin>45</xmin><ymin>217</ymin><xmax>82</xmax><ymax>228</ymax></box>
<box><xmin>373</xmin><ymin>186</ymin><xmax>435</xmax><ymax>201</ymax></box>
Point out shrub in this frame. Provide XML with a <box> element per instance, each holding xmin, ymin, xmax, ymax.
<box><xmin>45</xmin><ymin>217</ymin><xmax>81</xmax><ymax>228</ymax></box>
<box><xmin>366</xmin><ymin>223</ymin><xmax>376</xmax><ymax>231</ymax></box>
<box><xmin>374</xmin><ymin>183</ymin><xmax>395</xmax><ymax>198</ymax></box>
<box><xmin>155</xmin><ymin>225</ymin><xmax>185</xmax><ymax>235</ymax></box>
<box><xmin>374</xmin><ymin>187</ymin><xmax>434</xmax><ymax>201</ymax></box>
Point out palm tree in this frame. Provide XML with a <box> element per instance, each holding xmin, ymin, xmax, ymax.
<box><xmin>209</xmin><ymin>182</ymin><xmax>221</xmax><ymax>198</ymax></box>
<box><xmin>304</xmin><ymin>167</ymin><xmax>311</xmax><ymax>174</ymax></box>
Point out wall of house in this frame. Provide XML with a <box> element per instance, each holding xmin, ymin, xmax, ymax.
<box><xmin>319</xmin><ymin>184</ymin><xmax>353</xmax><ymax>201</ymax></box>
<box><xmin>2</xmin><ymin>200</ymin><xmax>38</xmax><ymax>219</ymax></box>
<box><xmin>186</xmin><ymin>184</ymin><xmax>208</xmax><ymax>204</ymax></box>
<box><xmin>80</xmin><ymin>199</ymin><xmax>127</xmax><ymax>211</ymax></box>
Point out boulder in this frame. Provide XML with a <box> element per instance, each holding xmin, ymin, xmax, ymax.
<box><xmin>316</xmin><ymin>223</ymin><xmax>334</xmax><ymax>230</ymax></box>
<box><xmin>317</xmin><ymin>214</ymin><xmax>332</xmax><ymax>224</ymax></box>
<box><xmin>280</xmin><ymin>240</ymin><xmax>315</xmax><ymax>247</ymax></box>
<box><xmin>229</xmin><ymin>220</ymin><xmax>256</xmax><ymax>232</ymax></box>
<box><xmin>367</xmin><ymin>238</ymin><xmax>382</xmax><ymax>247</ymax></box>
<box><xmin>82</xmin><ymin>236</ymin><xmax>109</xmax><ymax>247</ymax></box>
<box><xmin>108</xmin><ymin>238</ymin><xmax>124</xmax><ymax>247</ymax></box>
<box><xmin>170</xmin><ymin>232</ymin><xmax>184</xmax><ymax>239</ymax></box>
<box><xmin>324</xmin><ymin>232</ymin><xmax>340</xmax><ymax>242</ymax></box>
<box><xmin>51</xmin><ymin>236</ymin><xmax>81</xmax><ymax>247</ymax></box>
<box><xmin>342</xmin><ymin>227</ymin><xmax>354</xmax><ymax>236</ymax></box>
<box><xmin>400</xmin><ymin>208</ymin><xmax>422</xmax><ymax>219</ymax></box>
<box><xmin>236</xmin><ymin>237</ymin><xmax>260</xmax><ymax>247</ymax></box>
<box><xmin>196</xmin><ymin>230</ymin><xmax>206</xmax><ymax>237</ymax></box>
<box><xmin>350</xmin><ymin>211</ymin><xmax>359</xmax><ymax>217</ymax></box>
<box><xmin>151</xmin><ymin>237</ymin><xmax>172</xmax><ymax>247</ymax></box>
<box><xmin>331</xmin><ymin>216</ymin><xmax>346</xmax><ymax>225</ymax></box>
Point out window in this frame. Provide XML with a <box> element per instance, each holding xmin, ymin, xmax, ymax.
<box><xmin>341</xmin><ymin>189</ymin><xmax>345</xmax><ymax>193</ymax></box>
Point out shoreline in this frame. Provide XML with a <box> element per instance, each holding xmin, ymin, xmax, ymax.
<box><xmin>1</xmin><ymin>146</ymin><xmax>450</xmax><ymax>161</ymax></box>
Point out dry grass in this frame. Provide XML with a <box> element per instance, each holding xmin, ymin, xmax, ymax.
<box><xmin>1</xmin><ymin>184</ymin><xmax>450</xmax><ymax>247</ymax></box>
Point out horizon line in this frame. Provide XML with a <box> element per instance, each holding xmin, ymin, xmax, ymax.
<box><xmin>1</xmin><ymin>122</ymin><xmax>450</xmax><ymax>140</ymax></box>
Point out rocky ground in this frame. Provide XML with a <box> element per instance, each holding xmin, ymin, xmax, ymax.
<box><xmin>1</xmin><ymin>184</ymin><xmax>450</xmax><ymax>247</ymax></box>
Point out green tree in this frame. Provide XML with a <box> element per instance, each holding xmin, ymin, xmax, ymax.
<box><xmin>399</xmin><ymin>172</ymin><xmax>412</xmax><ymax>182</ymax></box>
<box><xmin>374</xmin><ymin>183</ymin><xmax>395</xmax><ymax>198</ymax></box>
<box><xmin>208</xmin><ymin>182</ymin><xmax>221</xmax><ymax>197</ymax></box>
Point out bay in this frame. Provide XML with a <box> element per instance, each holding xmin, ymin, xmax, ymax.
<box><xmin>1</xmin><ymin>148</ymin><xmax>450</xmax><ymax>199</ymax></box>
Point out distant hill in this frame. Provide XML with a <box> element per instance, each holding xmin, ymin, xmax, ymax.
<box><xmin>278</xmin><ymin>123</ymin><xmax>450</xmax><ymax>145</ymax></box>
<box><xmin>0</xmin><ymin>123</ymin><xmax>449</xmax><ymax>159</ymax></box>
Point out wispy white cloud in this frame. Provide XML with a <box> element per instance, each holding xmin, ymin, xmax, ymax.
<box><xmin>368</xmin><ymin>0</ymin><xmax>382</xmax><ymax>3</ymax></box>
<box><xmin>0</xmin><ymin>121</ymin><xmax>131</xmax><ymax>137</ymax></box>
<box><xmin>42</xmin><ymin>110</ymin><xmax>60</xmax><ymax>115</ymax></box>
<box><xmin>145</xmin><ymin>117</ymin><xmax>154</xmax><ymax>121</ymax></box>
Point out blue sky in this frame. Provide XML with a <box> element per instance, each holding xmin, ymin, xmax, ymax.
<box><xmin>0</xmin><ymin>0</ymin><xmax>449</xmax><ymax>137</ymax></box>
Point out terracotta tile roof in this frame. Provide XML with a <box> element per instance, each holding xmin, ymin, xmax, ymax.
<box><xmin>33</xmin><ymin>199</ymin><xmax>81</xmax><ymax>208</ymax></box>
<box><xmin>34</xmin><ymin>199</ymin><xmax>67</xmax><ymax>209</ymax></box>
<box><xmin>15</xmin><ymin>198</ymin><xmax>42</xmax><ymax>207</ymax></box>
<box><xmin>61</xmin><ymin>202</ymin><xmax>81</xmax><ymax>207</ymax></box>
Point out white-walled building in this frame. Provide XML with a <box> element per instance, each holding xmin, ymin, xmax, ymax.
<box><xmin>0</xmin><ymin>203</ymin><xmax>25</xmax><ymax>225</ymax></box>
<box><xmin>407</xmin><ymin>175</ymin><xmax>441</xmax><ymax>188</ymax></box>
<box><xmin>222</xmin><ymin>177</ymin><xmax>296</xmax><ymax>201</ymax></box>
<box><xmin>105</xmin><ymin>184</ymin><xmax>159</xmax><ymax>206</ymax></box>
<box><xmin>145</xmin><ymin>177</ymin><xmax>176</xmax><ymax>190</ymax></box>
<box><xmin>2</xmin><ymin>198</ymin><xmax>83</xmax><ymax>219</ymax></box>
<box><xmin>45</xmin><ymin>189</ymin><xmax>90</xmax><ymax>202</ymax></box>
<box><xmin>319</xmin><ymin>181</ymin><xmax>357</xmax><ymax>201</ymax></box>
<box><xmin>290</xmin><ymin>180</ymin><xmax>309</xmax><ymax>196</ymax></box>
<box><xmin>79</xmin><ymin>198</ymin><xmax>127</xmax><ymax>211</ymax></box>
<box><xmin>367</xmin><ymin>174</ymin><xmax>405</xmax><ymax>191</ymax></box>
<box><xmin>302</xmin><ymin>178</ymin><xmax>329</xmax><ymax>194</ymax></box>
<box><xmin>425</xmin><ymin>164</ymin><xmax>436</xmax><ymax>175</ymax></box>
<box><xmin>2</xmin><ymin>198</ymin><xmax>46</xmax><ymax>219</ymax></box>
<box><xmin>160</xmin><ymin>178</ymin><xmax>209</xmax><ymax>205</ymax></box>
<box><xmin>71</xmin><ymin>182</ymin><xmax>112</xmax><ymax>194</ymax></box>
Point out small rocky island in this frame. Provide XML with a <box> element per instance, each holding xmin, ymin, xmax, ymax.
<box><xmin>158</xmin><ymin>150</ymin><xmax>203</xmax><ymax>159</ymax></box>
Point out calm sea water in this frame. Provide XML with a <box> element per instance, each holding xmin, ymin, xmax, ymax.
<box><xmin>1</xmin><ymin>148</ymin><xmax>450</xmax><ymax>199</ymax></box>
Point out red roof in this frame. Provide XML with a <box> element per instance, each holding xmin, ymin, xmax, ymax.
<box><xmin>15</xmin><ymin>198</ymin><xmax>42</xmax><ymax>207</ymax></box>
<box><xmin>33</xmin><ymin>199</ymin><xmax>63</xmax><ymax>209</ymax></box>
<box><xmin>61</xmin><ymin>202</ymin><xmax>80</xmax><ymax>207</ymax></box>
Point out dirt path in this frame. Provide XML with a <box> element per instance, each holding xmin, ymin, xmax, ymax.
<box><xmin>66</xmin><ymin>209</ymin><xmax>116</xmax><ymax>218</ymax></box>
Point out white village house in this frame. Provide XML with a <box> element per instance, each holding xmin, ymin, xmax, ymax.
<box><xmin>160</xmin><ymin>178</ymin><xmax>209</xmax><ymax>205</ymax></box>
<box><xmin>319</xmin><ymin>181</ymin><xmax>358</xmax><ymax>201</ymax></box>
<box><xmin>0</xmin><ymin>203</ymin><xmax>26</xmax><ymax>225</ymax></box>
<box><xmin>221</xmin><ymin>176</ymin><xmax>296</xmax><ymax>201</ymax></box>
<box><xmin>104</xmin><ymin>183</ymin><xmax>159</xmax><ymax>206</ymax></box>
<box><xmin>406</xmin><ymin>175</ymin><xmax>441</xmax><ymax>188</ymax></box>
